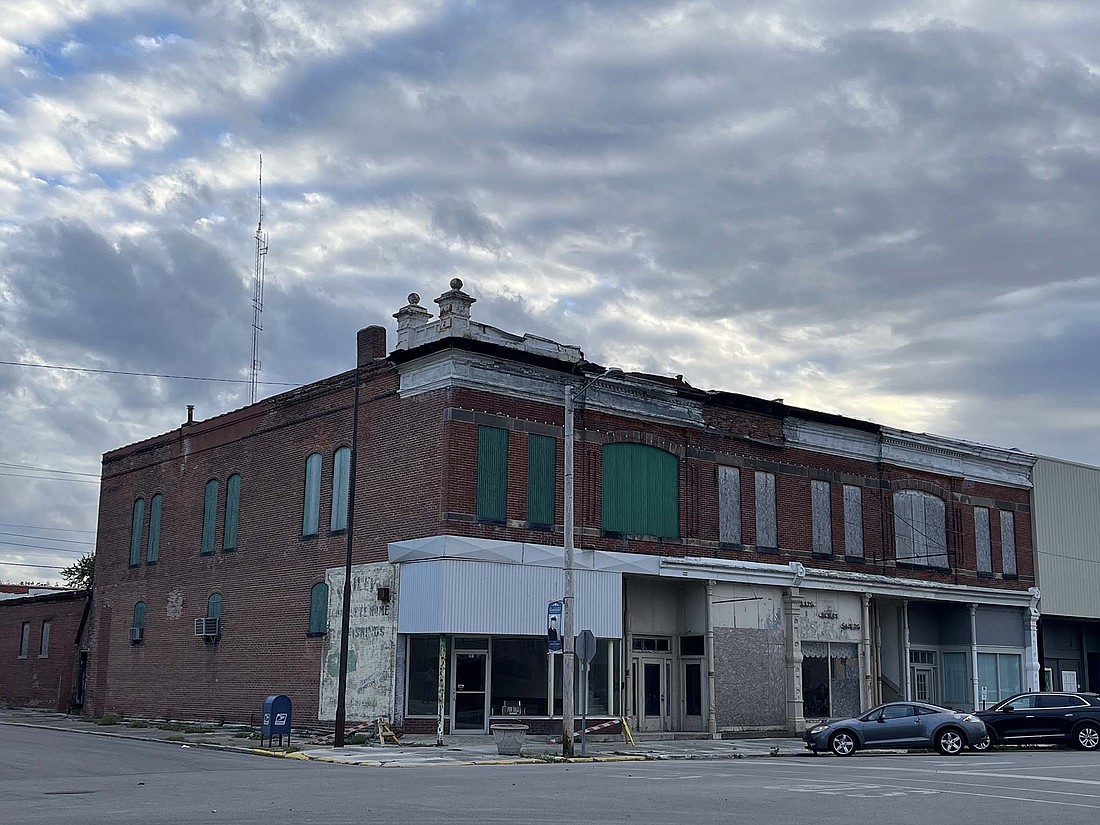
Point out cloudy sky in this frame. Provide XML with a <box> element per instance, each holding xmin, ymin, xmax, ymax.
<box><xmin>2</xmin><ymin>1</ymin><xmax>1099</xmax><ymax>584</ymax></box>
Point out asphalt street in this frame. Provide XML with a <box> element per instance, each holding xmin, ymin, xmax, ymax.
<box><xmin>4</xmin><ymin>724</ymin><xmax>1100</xmax><ymax>824</ymax></box>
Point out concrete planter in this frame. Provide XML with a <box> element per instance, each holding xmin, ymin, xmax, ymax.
<box><xmin>490</xmin><ymin>723</ymin><xmax>529</xmax><ymax>756</ymax></box>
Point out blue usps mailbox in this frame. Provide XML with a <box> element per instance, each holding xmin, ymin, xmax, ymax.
<box><xmin>261</xmin><ymin>694</ymin><xmax>292</xmax><ymax>748</ymax></box>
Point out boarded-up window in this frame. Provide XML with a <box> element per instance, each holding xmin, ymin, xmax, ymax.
<box><xmin>893</xmin><ymin>490</ymin><xmax>947</xmax><ymax>568</ymax></box>
<box><xmin>811</xmin><ymin>480</ymin><xmax>832</xmax><ymax>556</ymax></box>
<box><xmin>39</xmin><ymin>620</ymin><xmax>50</xmax><ymax>658</ymax></box>
<box><xmin>526</xmin><ymin>434</ymin><xmax>556</xmax><ymax>527</ymax></box>
<box><xmin>19</xmin><ymin>621</ymin><xmax>29</xmax><ymax>657</ymax></box>
<box><xmin>223</xmin><ymin>474</ymin><xmax>241</xmax><ymax>550</ymax></box>
<box><xmin>602</xmin><ymin>443</ymin><xmax>679</xmax><ymax>538</ymax></box>
<box><xmin>302</xmin><ymin>453</ymin><xmax>322</xmax><ymax>536</ymax></box>
<box><xmin>1000</xmin><ymin>511</ymin><xmax>1017</xmax><ymax>576</ymax></box>
<box><xmin>975</xmin><ymin>508</ymin><xmax>991</xmax><ymax>574</ymax></box>
<box><xmin>129</xmin><ymin>498</ymin><xmax>144</xmax><ymax>565</ymax></box>
<box><xmin>755</xmin><ymin>471</ymin><xmax>777</xmax><ymax>549</ymax></box>
<box><xmin>330</xmin><ymin>447</ymin><xmax>351</xmax><ymax>531</ymax></box>
<box><xmin>201</xmin><ymin>480</ymin><xmax>218</xmax><ymax>554</ymax></box>
<box><xmin>718</xmin><ymin>466</ymin><xmax>741</xmax><ymax>545</ymax></box>
<box><xmin>477</xmin><ymin>426</ymin><xmax>509</xmax><ymax>522</ymax></box>
<box><xmin>147</xmin><ymin>494</ymin><xmax>162</xmax><ymax>564</ymax></box>
<box><xmin>843</xmin><ymin>485</ymin><xmax>863</xmax><ymax>558</ymax></box>
<box><xmin>309</xmin><ymin>582</ymin><xmax>329</xmax><ymax>635</ymax></box>
<box><xmin>133</xmin><ymin>601</ymin><xmax>146</xmax><ymax>630</ymax></box>
<box><xmin>207</xmin><ymin>592</ymin><xmax>222</xmax><ymax>620</ymax></box>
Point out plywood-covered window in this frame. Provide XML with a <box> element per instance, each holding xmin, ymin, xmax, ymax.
<box><xmin>147</xmin><ymin>494</ymin><xmax>162</xmax><ymax>564</ymax></box>
<box><xmin>302</xmin><ymin>453</ymin><xmax>322</xmax><ymax>537</ymax></box>
<box><xmin>223</xmin><ymin>474</ymin><xmax>240</xmax><ymax>551</ymax></box>
<box><xmin>811</xmin><ymin>480</ymin><xmax>832</xmax><ymax>556</ymax></box>
<box><xmin>476</xmin><ymin>426</ymin><xmax>509</xmax><ymax>523</ymax></box>
<box><xmin>893</xmin><ymin>490</ymin><xmax>947</xmax><ymax>568</ymax></box>
<box><xmin>975</xmin><ymin>507</ymin><xmax>992</xmax><ymax>574</ymax></box>
<box><xmin>754</xmin><ymin>471</ymin><xmax>777</xmax><ymax>549</ymax></box>
<box><xmin>601</xmin><ymin>443</ymin><xmax>679</xmax><ymax>538</ymax></box>
<box><xmin>308</xmin><ymin>582</ymin><xmax>329</xmax><ymax>636</ymax></box>
<box><xmin>1000</xmin><ymin>510</ymin><xmax>1017</xmax><ymax>577</ymax></box>
<box><xmin>201</xmin><ymin>479</ymin><xmax>218</xmax><ymax>554</ymax></box>
<box><xmin>843</xmin><ymin>485</ymin><xmax>863</xmax><ymax>559</ymax></box>
<box><xmin>718</xmin><ymin>466</ymin><xmax>741</xmax><ymax>545</ymax></box>
<box><xmin>129</xmin><ymin>498</ymin><xmax>145</xmax><ymax>566</ymax></box>
<box><xmin>526</xmin><ymin>434</ymin><xmax>556</xmax><ymax>528</ymax></box>
<box><xmin>330</xmin><ymin>447</ymin><xmax>351</xmax><ymax>532</ymax></box>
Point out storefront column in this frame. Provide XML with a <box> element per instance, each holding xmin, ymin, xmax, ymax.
<box><xmin>969</xmin><ymin>604</ymin><xmax>980</xmax><ymax>711</ymax></box>
<box><xmin>860</xmin><ymin>594</ymin><xmax>873</xmax><ymax>710</ymax></box>
<box><xmin>783</xmin><ymin>588</ymin><xmax>805</xmax><ymax>733</ymax></box>
<box><xmin>902</xmin><ymin>599</ymin><xmax>911</xmax><ymax>701</ymax></box>
<box><xmin>1025</xmin><ymin>589</ymin><xmax>1041</xmax><ymax>692</ymax></box>
<box><xmin>436</xmin><ymin>636</ymin><xmax>447</xmax><ymax>745</ymax></box>
<box><xmin>705</xmin><ymin>580</ymin><xmax>718</xmax><ymax>739</ymax></box>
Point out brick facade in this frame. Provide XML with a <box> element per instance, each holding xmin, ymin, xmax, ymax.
<box><xmin>0</xmin><ymin>591</ymin><xmax>89</xmax><ymax>710</ymax></box>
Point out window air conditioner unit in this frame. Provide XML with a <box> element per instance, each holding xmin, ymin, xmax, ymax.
<box><xmin>129</xmin><ymin>626</ymin><xmax>143</xmax><ymax>643</ymax></box>
<box><xmin>194</xmin><ymin>617</ymin><xmax>220</xmax><ymax>638</ymax></box>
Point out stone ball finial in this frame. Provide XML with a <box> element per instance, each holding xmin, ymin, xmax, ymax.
<box><xmin>408</xmin><ymin>292</ymin><xmax>420</xmax><ymax>305</ymax></box>
<box><xmin>450</xmin><ymin>277</ymin><xmax>463</xmax><ymax>290</ymax></box>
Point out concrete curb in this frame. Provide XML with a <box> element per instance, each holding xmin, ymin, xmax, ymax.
<box><xmin>0</xmin><ymin>720</ymin><xmax>273</xmax><ymax>759</ymax></box>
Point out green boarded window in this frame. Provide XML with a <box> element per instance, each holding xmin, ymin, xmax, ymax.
<box><xmin>601</xmin><ymin>443</ymin><xmax>679</xmax><ymax>538</ymax></box>
<box><xmin>201</xmin><ymin>479</ymin><xmax>218</xmax><ymax>554</ymax></box>
<box><xmin>526</xmin><ymin>434</ymin><xmax>556</xmax><ymax>527</ymax></box>
<box><xmin>330</xmin><ymin>447</ymin><xmax>351</xmax><ymax>532</ymax></box>
<box><xmin>477</xmin><ymin>426</ymin><xmax>509</xmax><ymax>522</ymax></box>
<box><xmin>147</xmin><ymin>494</ymin><xmax>162</xmax><ymax>564</ymax></box>
<box><xmin>133</xmin><ymin>601</ymin><xmax>146</xmax><ymax>630</ymax></box>
<box><xmin>129</xmin><ymin>498</ymin><xmax>144</xmax><ymax>565</ymax></box>
<box><xmin>207</xmin><ymin>592</ymin><xmax>222</xmax><ymax>620</ymax></box>
<box><xmin>303</xmin><ymin>453</ymin><xmax>322</xmax><ymax>536</ymax></box>
<box><xmin>223</xmin><ymin>474</ymin><xmax>241</xmax><ymax>551</ymax></box>
<box><xmin>309</xmin><ymin>582</ymin><xmax>329</xmax><ymax>635</ymax></box>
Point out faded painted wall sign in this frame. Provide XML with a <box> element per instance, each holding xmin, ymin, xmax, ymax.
<box><xmin>318</xmin><ymin>562</ymin><xmax>398</xmax><ymax>722</ymax></box>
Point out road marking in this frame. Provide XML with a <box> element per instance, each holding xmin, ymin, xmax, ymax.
<box><xmin>851</xmin><ymin>765</ymin><xmax>1100</xmax><ymax>788</ymax></box>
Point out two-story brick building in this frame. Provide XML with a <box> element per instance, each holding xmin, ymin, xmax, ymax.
<box><xmin>85</xmin><ymin>280</ymin><xmax>1039</xmax><ymax>734</ymax></box>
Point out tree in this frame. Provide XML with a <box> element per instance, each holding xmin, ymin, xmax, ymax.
<box><xmin>61</xmin><ymin>553</ymin><xmax>95</xmax><ymax>590</ymax></box>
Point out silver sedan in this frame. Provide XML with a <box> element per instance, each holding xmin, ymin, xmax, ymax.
<box><xmin>804</xmin><ymin>701</ymin><xmax>990</xmax><ymax>756</ymax></box>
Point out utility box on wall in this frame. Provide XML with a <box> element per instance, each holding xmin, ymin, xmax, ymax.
<box><xmin>261</xmin><ymin>694</ymin><xmax>292</xmax><ymax>747</ymax></box>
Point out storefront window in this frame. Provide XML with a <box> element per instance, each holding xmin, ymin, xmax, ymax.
<box><xmin>407</xmin><ymin>635</ymin><xmax>444</xmax><ymax>716</ymax></box>
<box><xmin>553</xmin><ymin>639</ymin><xmax>615</xmax><ymax>716</ymax></box>
<box><xmin>491</xmin><ymin>638</ymin><xmax>548</xmax><ymax>716</ymax></box>
<box><xmin>942</xmin><ymin>652</ymin><xmax>970</xmax><ymax>707</ymax></box>
<box><xmin>978</xmin><ymin>652</ymin><xmax>1022</xmax><ymax>707</ymax></box>
<box><xmin>802</xmin><ymin>641</ymin><xmax>860</xmax><ymax>718</ymax></box>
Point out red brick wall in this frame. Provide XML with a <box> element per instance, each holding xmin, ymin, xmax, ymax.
<box><xmin>0</xmin><ymin>593</ymin><xmax>88</xmax><ymax>710</ymax></box>
<box><xmin>86</xmin><ymin>363</ymin><xmax>448</xmax><ymax>723</ymax></box>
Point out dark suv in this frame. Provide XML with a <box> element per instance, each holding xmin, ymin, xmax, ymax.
<box><xmin>974</xmin><ymin>692</ymin><xmax>1100</xmax><ymax>751</ymax></box>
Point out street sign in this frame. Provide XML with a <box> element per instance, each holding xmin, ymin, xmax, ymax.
<box><xmin>547</xmin><ymin>601</ymin><xmax>563</xmax><ymax>653</ymax></box>
<box><xmin>576</xmin><ymin>629</ymin><xmax>597</xmax><ymax>664</ymax></box>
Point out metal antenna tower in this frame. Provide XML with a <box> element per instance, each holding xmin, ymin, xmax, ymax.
<box><xmin>249</xmin><ymin>154</ymin><xmax>268</xmax><ymax>405</ymax></box>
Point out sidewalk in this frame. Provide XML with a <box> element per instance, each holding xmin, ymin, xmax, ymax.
<box><xmin>0</xmin><ymin>707</ymin><xmax>813</xmax><ymax>767</ymax></box>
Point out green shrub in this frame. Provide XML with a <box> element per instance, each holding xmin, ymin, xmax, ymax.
<box><xmin>94</xmin><ymin>714</ymin><xmax>120</xmax><ymax>726</ymax></box>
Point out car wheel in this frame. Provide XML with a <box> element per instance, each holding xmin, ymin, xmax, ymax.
<box><xmin>970</xmin><ymin>730</ymin><xmax>993</xmax><ymax>752</ymax></box>
<box><xmin>1073</xmin><ymin>723</ymin><xmax>1100</xmax><ymax>751</ymax></box>
<box><xmin>935</xmin><ymin>727</ymin><xmax>965</xmax><ymax>756</ymax></box>
<box><xmin>829</xmin><ymin>731</ymin><xmax>857</xmax><ymax>757</ymax></box>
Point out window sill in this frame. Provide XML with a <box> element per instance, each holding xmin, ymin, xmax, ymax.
<box><xmin>811</xmin><ymin>552</ymin><xmax>834</xmax><ymax>561</ymax></box>
<box><xmin>129</xmin><ymin>563</ymin><xmax>140</xmax><ymax>568</ymax></box>
<box><xmin>17</xmin><ymin>655</ymin><xmax>27</xmax><ymax>660</ymax></box>
<box><xmin>601</xmin><ymin>531</ymin><xmax>681</xmax><ymax>542</ymax></box>
<box><xmin>896</xmin><ymin>561</ymin><xmax>950</xmax><ymax>571</ymax></box>
<box><xmin>199</xmin><ymin>550</ymin><xmax>215</xmax><ymax>556</ymax></box>
<box><xmin>222</xmin><ymin>546</ymin><xmax>236</xmax><ymax>553</ymax></box>
<box><xmin>300</xmin><ymin>533</ymin><xmax>319</xmax><ymax>542</ymax></box>
<box><xmin>306</xmin><ymin>631</ymin><xmax>327</xmax><ymax>638</ymax></box>
<box><xmin>477</xmin><ymin>518</ymin><xmax>507</xmax><ymax>526</ymax></box>
<box><xmin>718</xmin><ymin>542</ymin><xmax>745</xmax><ymax>550</ymax></box>
<box><xmin>525</xmin><ymin>522</ymin><xmax>555</xmax><ymax>532</ymax></box>
<box><xmin>1003</xmin><ymin>574</ymin><xmax>1019</xmax><ymax>581</ymax></box>
<box><xmin>329</xmin><ymin>528</ymin><xmax>347</xmax><ymax>537</ymax></box>
<box><xmin>844</xmin><ymin>555</ymin><xmax>866</xmax><ymax>564</ymax></box>
<box><xmin>976</xmin><ymin>571</ymin><xmax>993</xmax><ymax>578</ymax></box>
<box><xmin>38</xmin><ymin>655</ymin><xmax>49</xmax><ymax>660</ymax></box>
<box><xmin>146</xmin><ymin>560</ymin><xmax>158</xmax><ymax>566</ymax></box>
<box><xmin>755</xmin><ymin>546</ymin><xmax>780</xmax><ymax>555</ymax></box>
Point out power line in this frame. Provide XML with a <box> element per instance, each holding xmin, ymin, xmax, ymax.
<box><xmin>0</xmin><ymin>472</ymin><xmax>100</xmax><ymax>485</ymax></box>
<box><xmin>0</xmin><ymin>360</ymin><xmax>300</xmax><ymax>387</ymax></box>
<box><xmin>0</xmin><ymin>561</ymin><xmax>67</xmax><ymax>571</ymax></box>
<box><xmin>0</xmin><ymin>522</ymin><xmax>95</xmax><ymax>534</ymax></box>
<box><xmin>0</xmin><ymin>540</ymin><xmax>89</xmax><ymax>555</ymax></box>
<box><xmin>0</xmin><ymin>462</ymin><xmax>99</xmax><ymax>478</ymax></box>
<box><xmin>0</xmin><ymin>532</ymin><xmax>94</xmax><ymax>546</ymax></box>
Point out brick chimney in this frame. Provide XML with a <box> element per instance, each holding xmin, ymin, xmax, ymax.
<box><xmin>356</xmin><ymin>325</ymin><xmax>387</xmax><ymax>366</ymax></box>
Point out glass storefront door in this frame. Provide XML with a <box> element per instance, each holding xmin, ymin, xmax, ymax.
<box><xmin>452</xmin><ymin>651</ymin><xmax>488</xmax><ymax>732</ymax></box>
